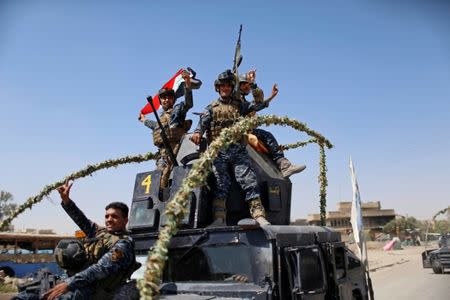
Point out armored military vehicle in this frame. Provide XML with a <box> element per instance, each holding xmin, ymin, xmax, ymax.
<box><xmin>422</xmin><ymin>233</ymin><xmax>450</xmax><ymax>274</ymax></box>
<box><xmin>128</xmin><ymin>133</ymin><xmax>370</xmax><ymax>299</ymax></box>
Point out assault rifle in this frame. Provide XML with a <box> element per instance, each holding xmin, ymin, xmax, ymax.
<box><xmin>233</xmin><ymin>25</ymin><xmax>243</xmax><ymax>95</ymax></box>
<box><xmin>146</xmin><ymin>96</ymin><xmax>179</xmax><ymax>167</ymax></box>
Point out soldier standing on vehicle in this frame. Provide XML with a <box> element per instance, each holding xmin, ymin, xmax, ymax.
<box><xmin>139</xmin><ymin>70</ymin><xmax>193</xmax><ymax>188</ymax></box>
<box><xmin>14</xmin><ymin>181</ymin><xmax>139</xmax><ymax>300</ymax></box>
<box><xmin>191</xmin><ymin>70</ymin><xmax>270</xmax><ymax>227</ymax></box>
<box><xmin>238</xmin><ymin>69</ymin><xmax>306</xmax><ymax>178</ymax></box>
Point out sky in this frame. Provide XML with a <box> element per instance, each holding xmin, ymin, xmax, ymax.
<box><xmin>1</xmin><ymin>1</ymin><xmax>449</xmax><ymax>234</ymax></box>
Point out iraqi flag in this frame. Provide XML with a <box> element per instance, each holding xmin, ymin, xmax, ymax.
<box><xmin>140</xmin><ymin>68</ymin><xmax>202</xmax><ymax>115</ymax></box>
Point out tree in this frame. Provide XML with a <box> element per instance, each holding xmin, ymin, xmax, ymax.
<box><xmin>383</xmin><ymin>216</ymin><xmax>425</xmax><ymax>235</ymax></box>
<box><xmin>434</xmin><ymin>220</ymin><xmax>450</xmax><ymax>234</ymax></box>
<box><xmin>0</xmin><ymin>191</ymin><xmax>17</xmax><ymax>224</ymax></box>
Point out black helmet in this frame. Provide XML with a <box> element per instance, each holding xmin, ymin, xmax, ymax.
<box><xmin>217</xmin><ymin>70</ymin><xmax>235</xmax><ymax>85</ymax></box>
<box><xmin>214</xmin><ymin>70</ymin><xmax>235</xmax><ymax>92</ymax></box>
<box><xmin>158</xmin><ymin>88</ymin><xmax>175</xmax><ymax>99</ymax></box>
<box><xmin>55</xmin><ymin>239</ymin><xmax>87</xmax><ymax>271</ymax></box>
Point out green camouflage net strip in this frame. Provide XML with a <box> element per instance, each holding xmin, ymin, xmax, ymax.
<box><xmin>279</xmin><ymin>138</ymin><xmax>319</xmax><ymax>151</ymax></box>
<box><xmin>138</xmin><ymin>114</ymin><xmax>333</xmax><ymax>299</ymax></box>
<box><xmin>0</xmin><ymin>152</ymin><xmax>159</xmax><ymax>230</ymax></box>
<box><xmin>319</xmin><ymin>143</ymin><xmax>328</xmax><ymax>225</ymax></box>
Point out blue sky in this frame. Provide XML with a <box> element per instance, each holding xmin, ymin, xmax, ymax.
<box><xmin>1</xmin><ymin>1</ymin><xmax>449</xmax><ymax>234</ymax></box>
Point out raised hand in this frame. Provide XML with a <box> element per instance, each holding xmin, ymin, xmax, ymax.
<box><xmin>182</xmin><ymin>70</ymin><xmax>191</xmax><ymax>89</ymax></box>
<box><xmin>138</xmin><ymin>113</ymin><xmax>147</xmax><ymax>123</ymax></box>
<box><xmin>271</xmin><ymin>84</ymin><xmax>279</xmax><ymax>99</ymax></box>
<box><xmin>247</xmin><ymin>69</ymin><xmax>257</xmax><ymax>83</ymax></box>
<box><xmin>57</xmin><ymin>180</ymin><xmax>73</xmax><ymax>204</ymax></box>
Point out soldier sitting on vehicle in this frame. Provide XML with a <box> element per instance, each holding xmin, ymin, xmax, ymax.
<box><xmin>139</xmin><ymin>70</ymin><xmax>193</xmax><ymax>188</ymax></box>
<box><xmin>238</xmin><ymin>69</ymin><xmax>306</xmax><ymax>178</ymax></box>
<box><xmin>191</xmin><ymin>70</ymin><xmax>270</xmax><ymax>227</ymax></box>
<box><xmin>14</xmin><ymin>181</ymin><xmax>140</xmax><ymax>300</ymax></box>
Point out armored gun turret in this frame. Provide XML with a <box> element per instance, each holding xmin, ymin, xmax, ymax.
<box><xmin>128</xmin><ymin>133</ymin><xmax>291</xmax><ymax>232</ymax></box>
<box><xmin>128</xmin><ymin>134</ymin><xmax>371</xmax><ymax>300</ymax></box>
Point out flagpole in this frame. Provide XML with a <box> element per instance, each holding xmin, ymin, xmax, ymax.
<box><xmin>349</xmin><ymin>157</ymin><xmax>375</xmax><ymax>300</ymax></box>
<box><xmin>146</xmin><ymin>96</ymin><xmax>178</xmax><ymax>167</ymax></box>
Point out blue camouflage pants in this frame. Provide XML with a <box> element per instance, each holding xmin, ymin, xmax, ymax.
<box><xmin>212</xmin><ymin>143</ymin><xmax>260</xmax><ymax>202</ymax></box>
<box><xmin>252</xmin><ymin>128</ymin><xmax>284</xmax><ymax>162</ymax></box>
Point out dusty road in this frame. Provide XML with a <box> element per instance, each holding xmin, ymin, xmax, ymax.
<box><xmin>368</xmin><ymin>245</ymin><xmax>449</xmax><ymax>300</ymax></box>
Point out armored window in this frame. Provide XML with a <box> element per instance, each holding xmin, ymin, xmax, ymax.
<box><xmin>163</xmin><ymin>244</ymin><xmax>254</xmax><ymax>283</ymax></box>
<box><xmin>284</xmin><ymin>246</ymin><xmax>326</xmax><ymax>296</ymax></box>
<box><xmin>128</xmin><ymin>200</ymin><xmax>157</xmax><ymax>231</ymax></box>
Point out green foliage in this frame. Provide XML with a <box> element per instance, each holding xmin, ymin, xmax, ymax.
<box><xmin>0</xmin><ymin>282</ymin><xmax>18</xmax><ymax>293</ymax></box>
<box><xmin>383</xmin><ymin>216</ymin><xmax>425</xmax><ymax>234</ymax></box>
<box><xmin>433</xmin><ymin>220</ymin><xmax>450</xmax><ymax>234</ymax></box>
<box><xmin>0</xmin><ymin>191</ymin><xmax>17</xmax><ymax>223</ymax></box>
<box><xmin>0</xmin><ymin>152</ymin><xmax>159</xmax><ymax>230</ymax></box>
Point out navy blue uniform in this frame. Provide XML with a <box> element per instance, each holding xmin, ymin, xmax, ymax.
<box><xmin>61</xmin><ymin>201</ymin><xmax>135</xmax><ymax>298</ymax></box>
<box><xmin>195</xmin><ymin>97</ymin><xmax>267</xmax><ymax>203</ymax></box>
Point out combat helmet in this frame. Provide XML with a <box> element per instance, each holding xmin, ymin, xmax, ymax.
<box><xmin>54</xmin><ymin>239</ymin><xmax>87</xmax><ymax>272</ymax></box>
<box><xmin>238</xmin><ymin>73</ymin><xmax>250</xmax><ymax>83</ymax></box>
<box><xmin>158</xmin><ymin>88</ymin><xmax>175</xmax><ymax>99</ymax></box>
<box><xmin>214</xmin><ymin>69</ymin><xmax>236</xmax><ymax>92</ymax></box>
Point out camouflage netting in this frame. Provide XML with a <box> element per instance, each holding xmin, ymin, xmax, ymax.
<box><xmin>0</xmin><ymin>152</ymin><xmax>159</xmax><ymax>230</ymax></box>
<box><xmin>0</xmin><ymin>115</ymin><xmax>333</xmax><ymax>300</ymax></box>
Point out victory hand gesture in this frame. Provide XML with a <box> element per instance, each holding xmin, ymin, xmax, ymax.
<box><xmin>57</xmin><ymin>180</ymin><xmax>73</xmax><ymax>204</ymax></box>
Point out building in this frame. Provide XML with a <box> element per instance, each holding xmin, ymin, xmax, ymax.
<box><xmin>307</xmin><ymin>201</ymin><xmax>396</xmax><ymax>233</ymax></box>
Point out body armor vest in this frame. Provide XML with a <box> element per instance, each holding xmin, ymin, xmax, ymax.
<box><xmin>208</xmin><ymin>99</ymin><xmax>241</xmax><ymax>143</ymax></box>
<box><xmin>83</xmin><ymin>229</ymin><xmax>139</xmax><ymax>293</ymax></box>
<box><xmin>152</xmin><ymin>108</ymin><xmax>186</xmax><ymax>147</ymax></box>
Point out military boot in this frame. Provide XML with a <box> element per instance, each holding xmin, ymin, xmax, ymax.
<box><xmin>208</xmin><ymin>198</ymin><xmax>227</xmax><ymax>227</ymax></box>
<box><xmin>277</xmin><ymin>157</ymin><xmax>306</xmax><ymax>178</ymax></box>
<box><xmin>249</xmin><ymin>198</ymin><xmax>270</xmax><ymax>226</ymax></box>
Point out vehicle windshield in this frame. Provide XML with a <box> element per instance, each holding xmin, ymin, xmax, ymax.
<box><xmin>163</xmin><ymin>243</ymin><xmax>254</xmax><ymax>283</ymax></box>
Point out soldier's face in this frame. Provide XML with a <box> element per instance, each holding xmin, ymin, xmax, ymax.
<box><xmin>161</xmin><ymin>95</ymin><xmax>175</xmax><ymax>110</ymax></box>
<box><xmin>105</xmin><ymin>208</ymin><xmax>128</xmax><ymax>233</ymax></box>
<box><xmin>219</xmin><ymin>83</ymin><xmax>233</xmax><ymax>98</ymax></box>
<box><xmin>239</xmin><ymin>82</ymin><xmax>251</xmax><ymax>95</ymax></box>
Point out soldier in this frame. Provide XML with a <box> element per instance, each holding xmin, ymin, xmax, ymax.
<box><xmin>139</xmin><ymin>70</ymin><xmax>193</xmax><ymax>188</ymax></box>
<box><xmin>18</xmin><ymin>181</ymin><xmax>139</xmax><ymax>300</ymax></box>
<box><xmin>238</xmin><ymin>70</ymin><xmax>306</xmax><ymax>178</ymax></box>
<box><xmin>191</xmin><ymin>70</ymin><xmax>270</xmax><ymax>227</ymax></box>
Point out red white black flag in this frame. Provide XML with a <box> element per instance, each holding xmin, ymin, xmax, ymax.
<box><xmin>140</xmin><ymin>68</ymin><xmax>201</xmax><ymax>115</ymax></box>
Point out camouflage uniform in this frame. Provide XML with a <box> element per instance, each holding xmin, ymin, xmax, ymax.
<box><xmin>144</xmin><ymin>86</ymin><xmax>193</xmax><ymax>187</ymax></box>
<box><xmin>195</xmin><ymin>96</ymin><xmax>267</xmax><ymax>219</ymax></box>
<box><xmin>63</xmin><ymin>200</ymin><xmax>137</xmax><ymax>299</ymax></box>
<box><xmin>13</xmin><ymin>201</ymin><xmax>138</xmax><ymax>300</ymax></box>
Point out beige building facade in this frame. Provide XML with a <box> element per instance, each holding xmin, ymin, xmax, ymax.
<box><xmin>307</xmin><ymin>201</ymin><xmax>395</xmax><ymax>233</ymax></box>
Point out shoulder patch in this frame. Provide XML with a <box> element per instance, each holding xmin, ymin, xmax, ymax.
<box><xmin>111</xmin><ymin>248</ymin><xmax>124</xmax><ymax>262</ymax></box>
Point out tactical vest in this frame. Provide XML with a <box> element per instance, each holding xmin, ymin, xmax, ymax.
<box><xmin>83</xmin><ymin>229</ymin><xmax>139</xmax><ymax>293</ymax></box>
<box><xmin>152</xmin><ymin>108</ymin><xmax>186</xmax><ymax>147</ymax></box>
<box><xmin>207</xmin><ymin>99</ymin><xmax>241</xmax><ymax>143</ymax></box>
